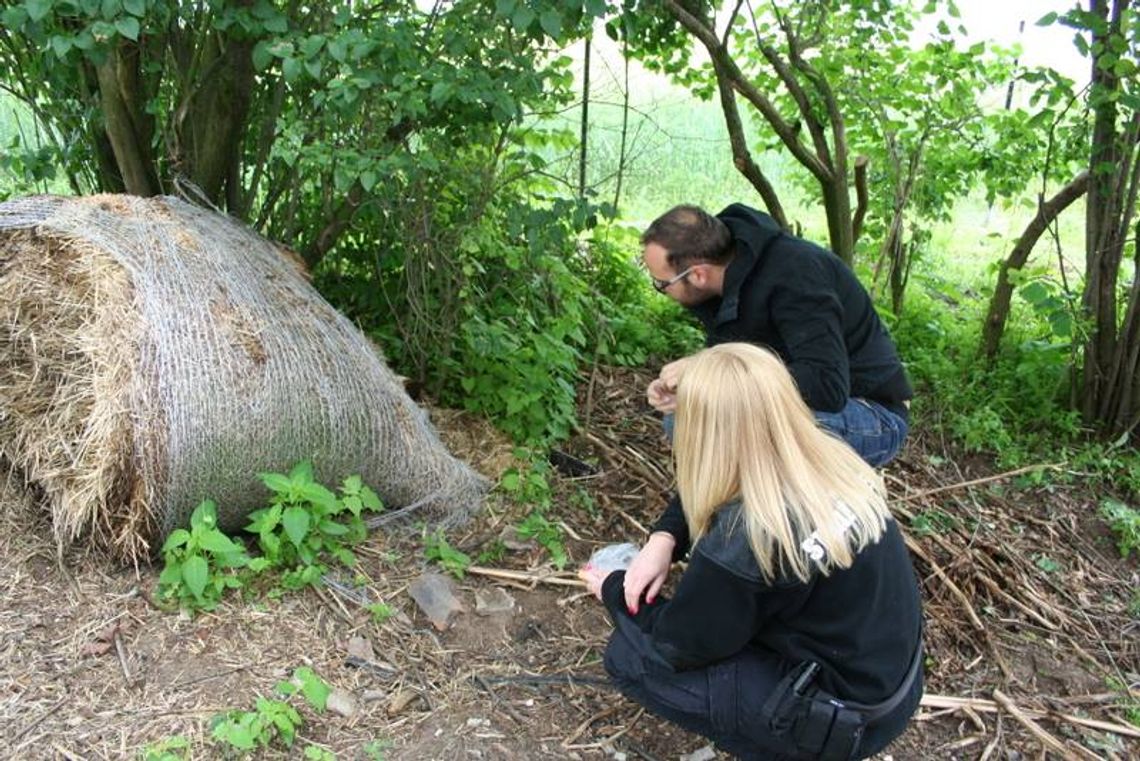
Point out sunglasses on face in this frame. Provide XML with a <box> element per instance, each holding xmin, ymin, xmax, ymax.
<box><xmin>651</xmin><ymin>265</ymin><xmax>695</xmax><ymax>293</ymax></box>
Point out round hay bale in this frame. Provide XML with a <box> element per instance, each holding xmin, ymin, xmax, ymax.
<box><xmin>0</xmin><ymin>194</ymin><xmax>488</xmax><ymax>559</ymax></box>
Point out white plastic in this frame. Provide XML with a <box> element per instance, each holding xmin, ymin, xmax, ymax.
<box><xmin>586</xmin><ymin>542</ymin><xmax>639</xmax><ymax>573</ymax></box>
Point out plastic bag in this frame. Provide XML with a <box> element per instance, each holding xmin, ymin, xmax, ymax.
<box><xmin>586</xmin><ymin>542</ymin><xmax>639</xmax><ymax>573</ymax></box>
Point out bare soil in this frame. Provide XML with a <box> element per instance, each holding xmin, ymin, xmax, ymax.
<box><xmin>1</xmin><ymin>366</ymin><xmax>1138</xmax><ymax>760</ymax></box>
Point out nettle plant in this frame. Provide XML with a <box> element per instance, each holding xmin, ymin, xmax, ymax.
<box><xmin>156</xmin><ymin>462</ymin><xmax>384</xmax><ymax>612</ymax></box>
<box><xmin>210</xmin><ymin>667</ymin><xmax>329</xmax><ymax>755</ymax></box>
<box><xmin>157</xmin><ymin>500</ymin><xmax>256</xmax><ymax>612</ymax></box>
<box><xmin>246</xmin><ymin>462</ymin><xmax>383</xmax><ymax>589</ymax></box>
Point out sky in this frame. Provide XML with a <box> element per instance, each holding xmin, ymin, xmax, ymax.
<box><xmin>936</xmin><ymin>0</ymin><xmax>1088</xmax><ymax>83</ymax></box>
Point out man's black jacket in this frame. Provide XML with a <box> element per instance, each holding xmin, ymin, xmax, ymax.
<box><xmin>690</xmin><ymin>204</ymin><xmax>911</xmax><ymax>414</ymax></box>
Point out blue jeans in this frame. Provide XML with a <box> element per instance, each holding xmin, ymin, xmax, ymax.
<box><xmin>662</xmin><ymin>398</ymin><xmax>907</xmax><ymax>468</ymax></box>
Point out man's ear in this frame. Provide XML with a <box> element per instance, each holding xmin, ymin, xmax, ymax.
<box><xmin>688</xmin><ymin>263</ymin><xmax>711</xmax><ymax>288</ymax></box>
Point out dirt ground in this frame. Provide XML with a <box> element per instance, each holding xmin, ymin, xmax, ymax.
<box><xmin>2</xmin><ymin>366</ymin><xmax>1138</xmax><ymax>760</ymax></box>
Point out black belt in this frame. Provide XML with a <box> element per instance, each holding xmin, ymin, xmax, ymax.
<box><xmin>831</xmin><ymin>637</ymin><xmax>923</xmax><ymax>722</ymax></box>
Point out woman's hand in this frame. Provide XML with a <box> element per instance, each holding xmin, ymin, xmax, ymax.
<box><xmin>623</xmin><ymin>532</ymin><xmax>676</xmax><ymax>614</ymax></box>
<box><xmin>578</xmin><ymin>565</ymin><xmax>610</xmax><ymax>601</ymax></box>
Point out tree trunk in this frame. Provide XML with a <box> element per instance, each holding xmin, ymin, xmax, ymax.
<box><xmin>182</xmin><ymin>30</ymin><xmax>256</xmax><ymax>208</ymax></box>
<box><xmin>980</xmin><ymin>172</ymin><xmax>1089</xmax><ymax>360</ymax></box>
<box><xmin>821</xmin><ymin>174</ymin><xmax>854</xmax><ymax>264</ymax></box>
<box><xmin>1081</xmin><ymin>0</ymin><xmax>1128</xmax><ymax>421</ymax></box>
<box><xmin>95</xmin><ymin>40</ymin><xmax>159</xmax><ymax>196</ymax></box>
<box><xmin>578</xmin><ymin>36</ymin><xmax>590</xmax><ymax>199</ymax></box>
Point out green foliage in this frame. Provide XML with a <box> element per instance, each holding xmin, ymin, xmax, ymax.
<box><xmin>892</xmin><ymin>273</ymin><xmax>1081</xmax><ymax>466</ymax></box>
<box><xmin>516</xmin><ymin>511</ymin><xmax>568</xmax><ymax>569</ymax></box>
<box><xmin>211</xmin><ymin>696</ymin><xmax>302</xmax><ymax>752</ymax></box>
<box><xmin>210</xmin><ymin>667</ymin><xmax>330</xmax><ymax>755</ymax></box>
<box><xmin>367</xmin><ymin>602</ymin><xmax>394</xmax><ymax>623</ymax></box>
<box><xmin>498</xmin><ymin>451</ymin><xmax>553</xmax><ymax>509</ymax></box>
<box><xmin>155</xmin><ymin>464</ymin><xmax>383</xmax><ymax>613</ymax></box>
<box><xmin>245</xmin><ymin>462</ymin><xmax>384</xmax><ymax>589</ymax></box>
<box><xmin>362</xmin><ymin>739</ymin><xmax>392</xmax><ymax>760</ymax></box>
<box><xmin>910</xmin><ymin>508</ymin><xmax>958</xmax><ymax>537</ymax></box>
<box><xmin>1100</xmin><ymin>499</ymin><xmax>1140</xmax><ymax>560</ymax></box>
<box><xmin>423</xmin><ymin>531</ymin><xmax>472</xmax><ymax>578</ymax></box>
<box><xmin>275</xmin><ymin>666</ymin><xmax>331</xmax><ymax>712</ymax></box>
<box><xmin>139</xmin><ymin>735</ymin><xmax>190</xmax><ymax>761</ymax></box>
<box><xmin>156</xmin><ymin>501</ymin><xmax>251</xmax><ymax>612</ymax></box>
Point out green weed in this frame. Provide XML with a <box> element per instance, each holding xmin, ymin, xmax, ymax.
<box><xmin>155</xmin><ymin>464</ymin><xmax>384</xmax><ymax>614</ymax></box>
<box><xmin>245</xmin><ymin>463</ymin><xmax>384</xmax><ymax>590</ymax></box>
<box><xmin>139</xmin><ymin>735</ymin><xmax>190</xmax><ymax>761</ymax></box>
<box><xmin>156</xmin><ymin>501</ymin><xmax>252</xmax><ymax>612</ymax></box>
<box><xmin>423</xmin><ymin>531</ymin><xmax>472</xmax><ymax>579</ymax></box>
<box><xmin>1100</xmin><ymin>499</ymin><xmax>1140</xmax><ymax>559</ymax></box>
<box><xmin>209</xmin><ymin>667</ymin><xmax>330</xmax><ymax>755</ymax></box>
<box><xmin>516</xmin><ymin>511</ymin><xmax>568</xmax><ymax>570</ymax></box>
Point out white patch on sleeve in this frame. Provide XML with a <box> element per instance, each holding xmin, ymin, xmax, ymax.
<box><xmin>798</xmin><ymin>500</ymin><xmax>858</xmax><ymax>564</ymax></box>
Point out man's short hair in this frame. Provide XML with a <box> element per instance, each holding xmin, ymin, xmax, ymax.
<box><xmin>641</xmin><ymin>205</ymin><xmax>732</xmax><ymax>267</ymax></box>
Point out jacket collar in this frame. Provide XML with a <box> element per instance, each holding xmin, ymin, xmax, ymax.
<box><xmin>696</xmin><ymin>205</ymin><xmax>783</xmax><ymax>326</ymax></box>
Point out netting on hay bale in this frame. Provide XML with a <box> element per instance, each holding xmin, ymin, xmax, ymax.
<box><xmin>0</xmin><ymin>194</ymin><xmax>489</xmax><ymax>560</ymax></box>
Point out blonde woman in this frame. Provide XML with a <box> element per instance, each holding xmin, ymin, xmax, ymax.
<box><xmin>580</xmin><ymin>344</ymin><xmax>923</xmax><ymax>761</ymax></box>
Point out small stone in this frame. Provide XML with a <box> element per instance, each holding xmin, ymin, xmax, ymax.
<box><xmin>408</xmin><ymin>572</ymin><xmax>465</xmax><ymax>631</ymax></box>
<box><xmin>680</xmin><ymin>744</ymin><xmax>717</xmax><ymax>761</ymax></box>
<box><xmin>499</xmin><ymin>525</ymin><xmax>538</xmax><ymax>552</ymax></box>
<box><xmin>465</xmin><ymin>717</ymin><xmax>491</xmax><ymax>728</ymax></box>
<box><xmin>388</xmin><ymin>688</ymin><xmax>424</xmax><ymax>716</ymax></box>
<box><xmin>326</xmin><ymin>687</ymin><xmax>358</xmax><ymax>718</ymax></box>
<box><xmin>346</xmin><ymin>636</ymin><xmax>374</xmax><ymax>661</ymax></box>
<box><xmin>474</xmin><ymin>587</ymin><xmax>515</xmax><ymax>616</ymax></box>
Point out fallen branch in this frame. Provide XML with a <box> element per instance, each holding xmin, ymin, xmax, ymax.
<box><xmin>922</xmin><ymin>693</ymin><xmax>1140</xmax><ymax>739</ymax></box>
<box><xmin>896</xmin><ymin>463</ymin><xmax>1064</xmax><ymax>503</ymax></box>
<box><xmin>993</xmin><ymin>689</ymin><xmax>1099</xmax><ymax>761</ymax></box>
<box><xmin>467</xmin><ymin>565</ymin><xmax>584</xmax><ymax>588</ymax></box>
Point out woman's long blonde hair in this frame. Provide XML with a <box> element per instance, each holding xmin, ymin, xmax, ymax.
<box><xmin>674</xmin><ymin>343</ymin><xmax>890</xmax><ymax>583</ymax></box>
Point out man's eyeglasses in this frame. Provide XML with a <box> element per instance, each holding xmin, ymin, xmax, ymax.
<box><xmin>651</xmin><ymin>265</ymin><xmax>695</xmax><ymax>293</ymax></box>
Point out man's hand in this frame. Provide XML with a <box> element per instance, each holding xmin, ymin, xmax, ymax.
<box><xmin>623</xmin><ymin>532</ymin><xmax>676</xmax><ymax>614</ymax></box>
<box><xmin>646</xmin><ymin>357</ymin><xmax>692</xmax><ymax>412</ymax></box>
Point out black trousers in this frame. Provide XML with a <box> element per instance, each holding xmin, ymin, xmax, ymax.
<box><xmin>603</xmin><ymin>614</ymin><xmax>922</xmax><ymax>760</ymax></box>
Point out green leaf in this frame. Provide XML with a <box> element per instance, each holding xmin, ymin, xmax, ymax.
<box><xmin>282</xmin><ymin>506</ymin><xmax>311</xmax><ymax>547</ymax></box>
<box><xmin>511</xmin><ymin>4</ymin><xmax>535</xmax><ymax>32</ymax></box>
<box><xmin>252</xmin><ymin>40</ymin><xmax>273</xmax><ymax>72</ymax></box>
<box><xmin>101</xmin><ymin>0</ymin><xmax>121</xmax><ymax>19</ymax></box>
<box><xmin>1036</xmin><ymin>11</ymin><xmax>1059</xmax><ymax>27</ymax></box>
<box><xmin>295</xmin><ymin>667</ymin><xmax>330</xmax><ymax>711</ymax></box>
<box><xmin>50</xmin><ymin>35</ymin><xmax>73</xmax><ymax>58</ymax></box>
<box><xmin>181</xmin><ymin>555</ymin><xmax>209</xmax><ymax>599</ymax></box>
<box><xmin>261</xmin><ymin>472</ymin><xmax>292</xmax><ymax>493</ymax></box>
<box><xmin>318</xmin><ymin>519</ymin><xmax>349</xmax><ymax>536</ymax></box>
<box><xmin>122</xmin><ymin>0</ymin><xmax>145</xmax><ymax>15</ymax></box>
<box><xmin>198</xmin><ymin>530</ymin><xmax>242</xmax><ymax>556</ymax></box>
<box><xmin>289</xmin><ymin>461</ymin><xmax>315</xmax><ymax>483</ymax></box>
<box><xmin>282</xmin><ymin>56</ymin><xmax>303</xmax><ymax>83</ymax></box>
<box><xmin>190</xmin><ymin>501</ymin><xmax>217</xmax><ymax>530</ymax></box>
<box><xmin>538</xmin><ymin>9</ymin><xmax>562</xmax><ymax>39</ymax></box>
<box><xmin>161</xmin><ymin>528</ymin><xmax>190</xmax><ymax>552</ymax></box>
<box><xmin>299</xmin><ymin>482</ymin><xmax>338</xmax><ymax>511</ymax></box>
<box><xmin>359</xmin><ymin>485</ymin><xmax>382</xmax><ymax>511</ymax></box>
<box><xmin>26</xmin><ymin>0</ymin><xmax>52</xmax><ymax>22</ymax></box>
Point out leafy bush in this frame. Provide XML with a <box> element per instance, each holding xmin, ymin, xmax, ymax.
<box><xmin>423</xmin><ymin>531</ymin><xmax>472</xmax><ymax>578</ymax></box>
<box><xmin>155</xmin><ymin>463</ymin><xmax>383</xmax><ymax>613</ymax></box>
<box><xmin>210</xmin><ymin>667</ymin><xmax>329</xmax><ymax>755</ymax></box>
<box><xmin>1100</xmin><ymin>499</ymin><xmax>1140</xmax><ymax>559</ymax></box>
<box><xmin>157</xmin><ymin>501</ymin><xmax>253</xmax><ymax>612</ymax></box>
<box><xmin>246</xmin><ymin>462</ymin><xmax>382</xmax><ymax>589</ymax></box>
